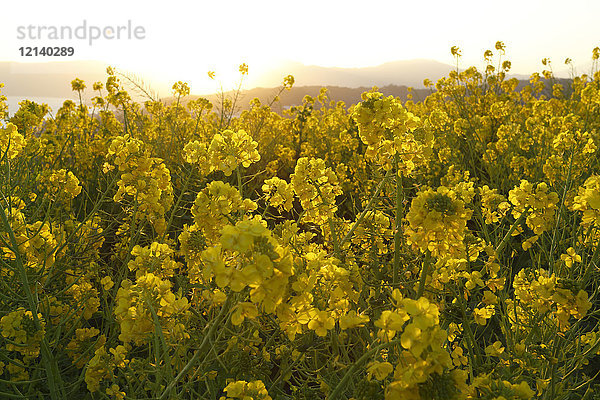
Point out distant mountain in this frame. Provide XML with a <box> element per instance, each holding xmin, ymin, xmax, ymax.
<box><xmin>189</xmin><ymin>84</ymin><xmax>433</xmax><ymax>112</ymax></box>
<box><xmin>252</xmin><ymin>59</ymin><xmax>457</xmax><ymax>89</ymax></box>
<box><xmin>0</xmin><ymin>59</ymin><xmax>541</xmax><ymax>113</ymax></box>
<box><xmin>0</xmin><ymin>59</ymin><xmax>456</xmax><ymax>101</ymax></box>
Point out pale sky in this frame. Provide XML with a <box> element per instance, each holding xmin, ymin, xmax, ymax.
<box><xmin>1</xmin><ymin>0</ymin><xmax>599</xmax><ymax>94</ymax></box>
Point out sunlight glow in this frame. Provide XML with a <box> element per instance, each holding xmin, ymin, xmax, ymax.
<box><xmin>2</xmin><ymin>0</ymin><xmax>599</xmax><ymax>94</ymax></box>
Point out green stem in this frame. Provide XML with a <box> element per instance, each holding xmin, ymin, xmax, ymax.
<box><xmin>0</xmin><ymin>204</ymin><xmax>65</xmax><ymax>399</ymax></box>
<box><xmin>328</xmin><ymin>338</ymin><xmax>402</xmax><ymax>400</ymax></box>
<box><xmin>158</xmin><ymin>295</ymin><xmax>233</xmax><ymax>400</ymax></box>
<box><xmin>495</xmin><ymin>206</ymin><xmax>530</xmax><ymax>256</ymax></box>
<box><xmin>313</xmin><ymin>182</ymin><xmax>341</xmax><ymax>260</ymax></box>
<box><xmin>161</xmin><ymin>165</ymin><xmax>195</xmax><ymax>242</ymax></box>
<box><xmin>416</xmin><ymin>251</ymin><xmax>431</xmax><ymax>298</ymax></box>
<box><xmin>456</xmin><ymin>285</ymin><xmax>480</xmax><ymax>373</ymax></box>
<box><xmin>236</xmin><ymin>165</ymin><xmax>243</xmax><ymax>197</ymax></box>
<box><xmin>339</xmin><ymin>170</ymin><xmax>391</xmax><ymax>248</ymax></box>
<box><xmin>548</xmin><ymin>148</ymin><xmax>575</xmax><ymax>270</ymax></box>
<box><xmin>393</xmin><ymin>154</ymin><xmax>404</xmax><ymax>286</ymax></box>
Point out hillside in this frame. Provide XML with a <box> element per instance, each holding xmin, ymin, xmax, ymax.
<box><xmin>0</xmin><ymin>59</ymin><xmax>456</xmax><ymax>101</ymax></box>
<box><xmin>183</xmin><ymin>84</ymin><xmax>433</xmax><ymax>112</ymax></box>
<box><xmin>251</xmin><ymin>59</ymin><xmax>457</xmax><ymax>88</ymax></box>
<box><xmin>1</xmin><ymin>59</ymin><xmax>561</xmax><ymax>113</ymax></box>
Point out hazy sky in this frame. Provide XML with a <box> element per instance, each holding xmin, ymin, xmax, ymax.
<box><xmin>2</xmin><ymin>0</ymin><xmax>599</xmax><ymax>93</ymax></box>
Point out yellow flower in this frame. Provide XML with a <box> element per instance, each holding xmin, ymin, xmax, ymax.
<box><xmin>405</xmin><ymin>186</ymin><xmax>472</xmax><ymax>258</ymax></box>
<box><xmin>44</xmin><ymin>169</ymin><xmax>82</xmax><ymax>201</ymax></box>
<box><xmin>339</xmin><ymin>310</ymin><xmax>369</xmax><ymax>330</ymax></box>
<box><xmin>106</xmin><ymin>384</ymin><xmax>125</xmax><ymax>400</ymax></box>
<box><xmin>231</xmin><ymin>302</ymin><xmax>258</xmax><ymax>326</ymax></box>
<box><xmin>366</xmin><ymin>361</ymin><xmax>393</xmax><ymax>381</ymax></box>
<box><xmin>402</xmin><ymin>297</ymin><xmax>439</xmax><ymax>330</ymax></box>
<box><xmin>71</xmin><ymin>78</ymin><xmax>86</xmax><ymax>92</ymax></box>
<box><xmin>110</xmin><ymin>345</ymin><xmax>128</xmax><ymax>368</ymax></box>
<box><xmin>0</xmin><ymin>308</ymin><xmax>45</xmax><ymax>358</ymax></box>
<box><xmin>375</xmin><ymin>310</ymin><xmax>409</xmax><ymax>340</ymax></box>
<box><xmin>509</xmin><ymin>180</ymin><xmax>558</xmax><ymax>235</ymax></box>
<box><xmin>482</xmin><ymin>290</ymin><xmax>498</xmax><ymax>305</ymax></box>
<box><xmin>307</xmin><ymin>309</ymin><xmax>335</xmax><ymax>337</ymax></box>
<box><xmin>400</xmin><ymin>323</ymin><xmax>422</xmax><ymax>353</ymax></box>
<box><xmin>224</xmin><ymin>381</ymin><xmax>247</xmax><ymax>398</ymax></box>
<box><xmin>560</xmin><ymin>247</ymin><xmax>581</xmax><ymax>268</ymax></box>
<box><xmin>291</xmin><ymin>157</ymin><xmax>342</xmax><ymax>226</ymax></box>
<box><xmin>485</xmin><ymin>341</ymin><xmax>505</xmax><ymax>357</ymax></box>
<box><xmin>183</xmin><ymin>140</ymin><xmax>211</xmax><ymax>175</ymax></box>
<box><xmin>66</xmin><ymin>328</ymin><xmax>104</xmax><ymax>368</ymax></box>
<box><xmin>451</xmin><ymin>346</ymin><xmax>468</xmax><ymax>366</ymax></box>
<box><xmin>224</xmin><ymin>380</ymin><xmax>272</xmax><ymax>400</ymax></box>
<box><xmin>262</xmin><ymin>177</ymin><xmax>294</xmax><ymax>212</ymax></box>
<box><xmin>465</xmin><ymin>271</ymin><xmax>485</xmax><ymax>291</ymax></box>
<box><xmin>85</xmin><ymin>346</ymin><xmax>111</xmax><ymax>392</ymax></box>
<box><xmin>352</xmin><ymin>91</ymin><xmax>426</xmax><ymax>174</ymax></box>
<box><xmin>573</xmin><ymin>290</ymin><xmax>592</xmax><ymax>318</ymax></box>
<box><xmin>385</xmin><ymin>380</ymin><xmax>421</xmax><ymax>400</ymax></box>
<box><xmin>209</xmin><ymin>129</ymin><xmax>260</xmax><ymax>176</ymax></box>
<box><xmin>283</xmin><ymin>74</ymin><xmax>295</xmax><ymax>89</ymax></box>
<box><xmin>513</xmin><ymin>381</ymin><xmax>536</xmax><ymax>399</ymax></box>
<box><xmin>100</xmin><ymin>276</ymin><xmax>114</xmax><ymax>291</ymax></box>
<box><xmin>0</xmin><ymin>123</ymin><xmax>26</xmax><ymax>159</ymax></box>
<box><xmin>480</xmin><ymin>185</ymin><xmax>509</xmax><ymax>224</ymax></box>
<box><xmin>473</xmin><ymin>305</ymin><xmax>495</xmax><ymax>325</ymax></box>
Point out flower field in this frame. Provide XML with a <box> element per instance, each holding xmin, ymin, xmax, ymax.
<box><xmin>2</xmin><ymin>44</ymin><xmax>600</xmax><ymax>399</ymax></box>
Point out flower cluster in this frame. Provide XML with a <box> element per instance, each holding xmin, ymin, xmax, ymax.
<box><xmin>0</xmin><ymin>201</ymin><xmax>62</xmax><ymax>273</ymax></box>
<box><xmin>352</xmin><ymin>92</ymin><xmax>427</xmax><ymax>174</ymax></box>
<box><xmin>405</xmin><ymin>186</ymin><xmax>472</xmax><ymax>258</ymax></box>
<box><xmin>513</xmin><ymin>268</ymin><xmax>592</xmax><ymax>330</ymax></box>
<box><xmin>84</xmin><ymin>345</ymin><xmax>128</xmax><ymax>392</ymax></box>
<box><xmin>572</xmin><ymin>175</ymin><xmax>600</xmax><ymax>228</ymax></box>
<box><xmin>508</xmin><ymin>180</ymin><xmax>559</xmax><ymax>250</ymax></box>
<box><xmin>262</xmin><ymin>176</ymin><xmax>294</xmax><ymax>212</ymax></box>
<box><xmin>351</xmin><ymin>210</ymin><xmax>392</xmax><ymax>255</ymax></box>
<box><xmin>202</xmin><ymin>216</ymin><xmax>293</xmax><ymax>314</ymax></box>
<box><xmin>479</xmin><ymin>185</ymin><xmax>510</xmax><ymax>224</ymax></box>
<box><xmin>0</xmin><ymin>308</ymin><xmax>45</xmax><ymax>358</ymax></box>
<box><xmin>183</xmin><ymin>139</ymin><xmax>212</xmax><ymax>175</ymax></box>
<box><xmin>471</xmin><ymin>376</ymin><xmax>536</xmax><ymax>400</ymax></box>
<box><xmin>0</xmin><ymin>123</ymin><xmax>26</xmax><ymax>159</ymax></box>
<box><xmin>179</xmin><ymin>182</ymin><xmax>258</xmax><ymax>283</ymax></box>
<box><xmin>65</xmin><ymin>328</ymin><xmax>106</xmax><ymax>368</ymax></box>
<box><xmin>290</xmin><ymin>157</ymin><xmax>342</xmax><ymax>225</ymax></box>
<box><xmin>375</xmin><ymin>297</ymin><xmax>456</xmax><ymax>399</ymax></box>
<box><xmin>106</xmin><ymin>135</ymin><xmax>174</xmax><ymax>235</ymax></box>
<box><xmin>128</xmin><ymin>241</ymin><xmax>180</xmax><ymax>279</ymax></box>
<box><xmin>41</xmin><ymin>169</ymin><xmax>82</xmax><ymax>204</ymax></box>
<box><xmin>65</xmin><ymin>269</ymin><xmax>101</xmax><ymax>320</ymax></box>
<box><xmin>114</xmin><ymin>273</ymin><xmax>190</xmax><ymax>345</ymax></box>
<box><xmin>221</xmin><ymin>380</ymin><xmax>272</xmax><ymax>400</ymax></box>
<box><xmin>209</xmin><ymin>129</ymin><xmax>261</xmax><ymax>176</ymax></box>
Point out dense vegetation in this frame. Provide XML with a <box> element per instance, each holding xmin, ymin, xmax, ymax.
<box><xmin>2</xmin><ymin>43</ymin><xmax>600</xmax><ymax>399</ymax></box>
